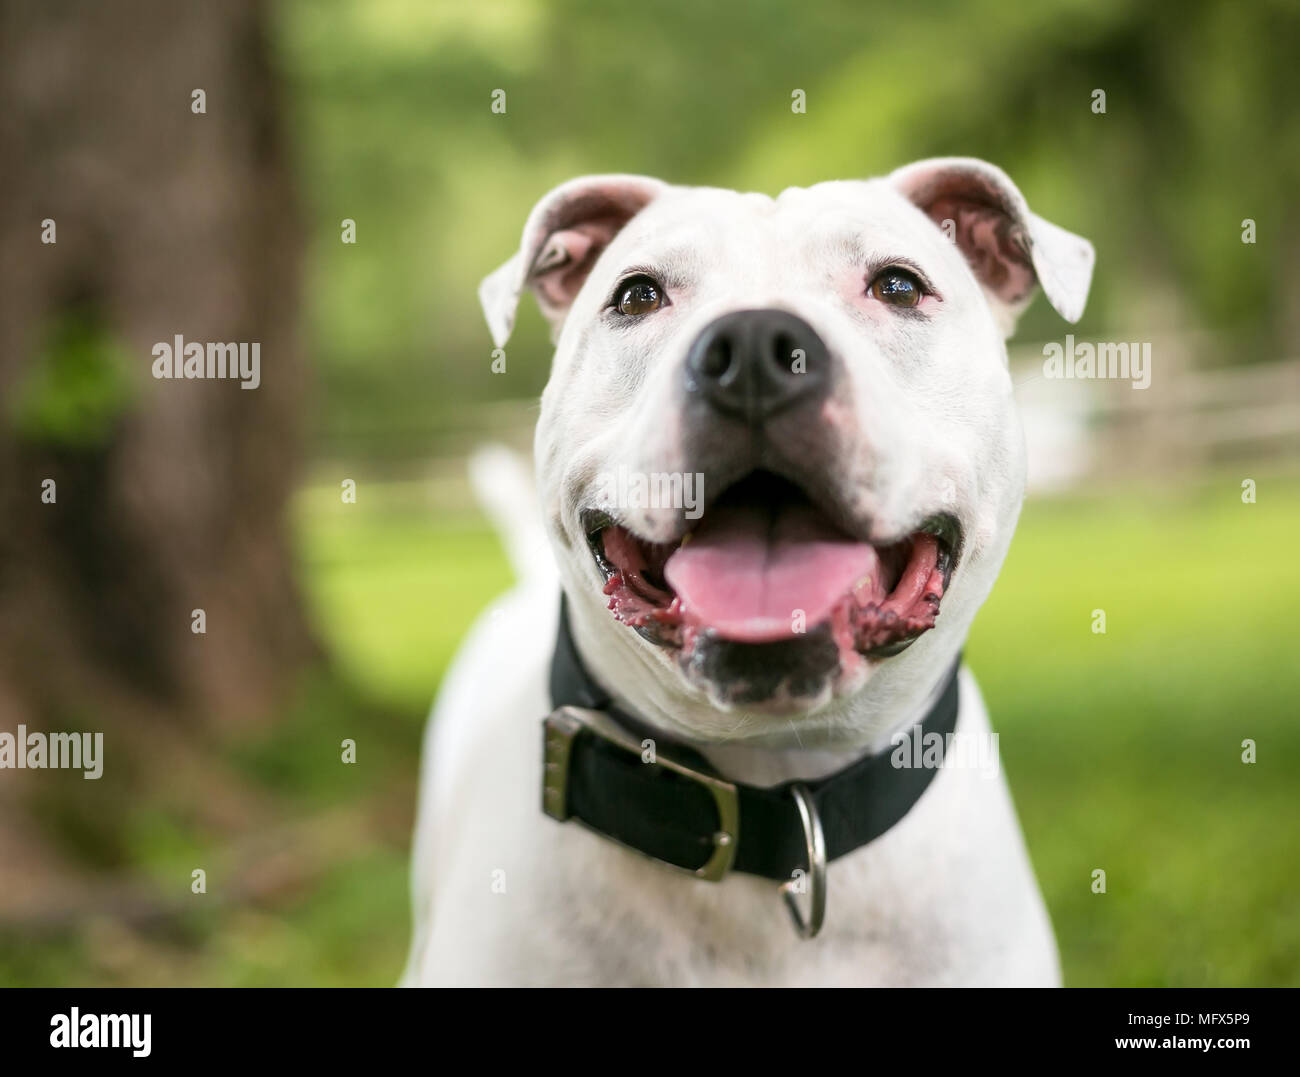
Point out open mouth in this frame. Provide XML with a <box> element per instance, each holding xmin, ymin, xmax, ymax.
<box><xmin>581</xmin><ymin>470</ymin><xmax>961</xmax><ymax>666</ymax></box>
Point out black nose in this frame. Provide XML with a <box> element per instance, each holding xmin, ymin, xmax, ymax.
<box><xmin>684</xmin><ymin>309</ymin><xmax>830</xmax><ymax>423</ymax></box>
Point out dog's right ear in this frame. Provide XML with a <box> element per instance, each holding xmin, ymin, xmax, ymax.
<box><xmin>890</xmin><ymin>157</ymin><xmax>1094</xmax><ymax>336</ymax></box>
<box><xmin>479</xmin><ymin>174</ymin><xmax>667</xmax><ymax>348</ymax></box>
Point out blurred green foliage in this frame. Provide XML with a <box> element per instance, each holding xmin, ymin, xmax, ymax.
<box><xmin>9</xmin><ymin>313</ymin><xmax>135</xmax><ymax>446</ymax></box>
<box><xmin>275</xmin><ymin>0</ymin><xmax>1298</xmax><ymax>460</ymax></box>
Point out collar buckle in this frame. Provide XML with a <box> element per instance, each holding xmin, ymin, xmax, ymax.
<box><xmin>543</xmin><ymin>706</ymin><xmax>740</xmax><ymax>881</ymax></box>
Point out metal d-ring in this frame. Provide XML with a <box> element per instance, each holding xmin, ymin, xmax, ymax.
<box><xmin>778</xmin><ymin>783</ymin><xmax>827</xmax><ymax>939</ymax></box>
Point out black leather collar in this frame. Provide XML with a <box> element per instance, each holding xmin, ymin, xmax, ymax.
<box><xmin>545</xmin><ymin>596</ymin><xmax>961</xmax><ymax>883</ymax></box>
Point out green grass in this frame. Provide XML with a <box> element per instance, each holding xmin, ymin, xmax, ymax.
<box><xmin>295</xmin><ymin>484</ymin><xmax>511</xmax><ymax>714</ymax></box>
<box><xmin>967</xmin><ymin>475</ymin><xmax>1300</xmax><ymax>986</ymax></box>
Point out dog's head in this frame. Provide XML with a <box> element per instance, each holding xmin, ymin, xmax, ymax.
<box><xmin>482</xmin><ymin>159</ymin><xmax>1093</xmax><ymax>745</ymax></box>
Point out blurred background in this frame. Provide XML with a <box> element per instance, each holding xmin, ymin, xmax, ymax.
<box><xmin>0</xmin><ymin>0</ymin><xmax>1297</xmax><ymax>986</ymax></box>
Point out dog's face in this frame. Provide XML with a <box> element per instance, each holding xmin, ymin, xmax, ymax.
<box><xmin>482</xmin><ymin>159</ymin><xmax>1093</xmax><ymax>744</ymax></box>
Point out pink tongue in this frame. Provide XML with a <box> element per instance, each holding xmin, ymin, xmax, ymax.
<box><xmin>663</xmin><ymin>504</ymin><xmax>880</xmax><ymax>643</ymax></box>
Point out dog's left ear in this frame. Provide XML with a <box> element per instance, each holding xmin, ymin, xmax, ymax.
<box><xmin>890</xmin><ymin>157</ymin><xmax>1094</xmax><ymax>335</ymax></box>
<box><xmin>479</xmin><ymin>174</ymin><xmax>668</xmax><ymax>348</ymax></box>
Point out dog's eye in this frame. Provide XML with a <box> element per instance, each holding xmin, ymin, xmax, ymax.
<box><xmin>614</xmin><ymin>275</ymin><xmax>666</xmax><ymax>316</ymax></box>
<box><xmin>868</xmin><ymin>268</ymin><xmax>924</xmax><ymax>308</ymax></box>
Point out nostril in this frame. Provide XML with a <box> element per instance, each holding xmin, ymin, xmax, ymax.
<box><xmin>700</xmin><ymin>337</ymin><xmax>732</xmax><ymax>380</ymax></box>
<box><xmin>772</xmin><ymin>332</ymin><xmax>798</xmax><ymax>374</ymax></box>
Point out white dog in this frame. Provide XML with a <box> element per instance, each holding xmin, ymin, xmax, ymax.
<box><xmin>403</xmin><ymin>158</ymin><xmax>1093</xmax><ymax>986</ymax></box>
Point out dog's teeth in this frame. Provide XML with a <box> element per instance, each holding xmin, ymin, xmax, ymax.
<box><xmin>679</xmin><ymin>531</ymin><xmax>693</xmax><ymax>547</ymax></box>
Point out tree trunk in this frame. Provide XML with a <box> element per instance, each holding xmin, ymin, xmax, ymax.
<box><xmin>0</xmin><ymin>0</ymin><xmax>316</xmax><ymax>731</ymax></box>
